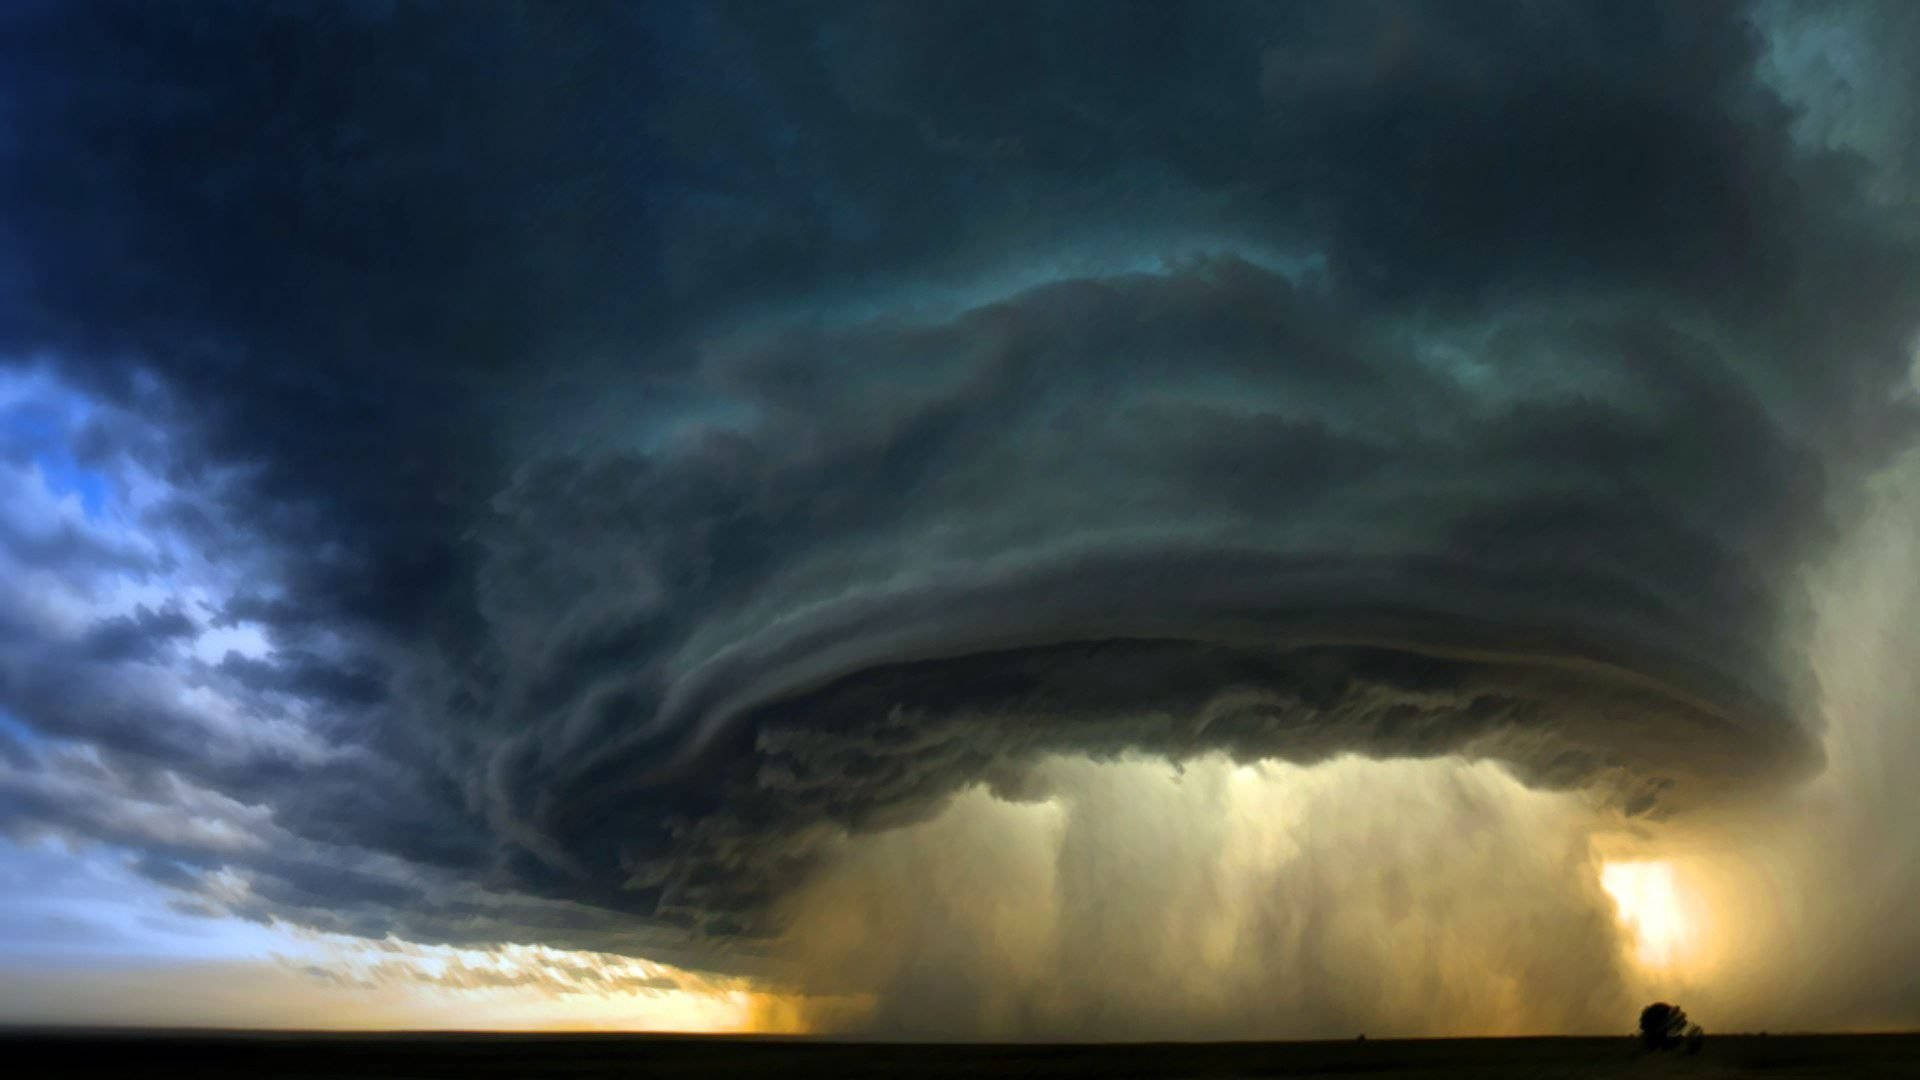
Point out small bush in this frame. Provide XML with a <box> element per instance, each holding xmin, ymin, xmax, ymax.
<box><xmin>1638</xmin><ymin>1002</ymin><xmax>1693</xmax><ymax>1050</ymax></box>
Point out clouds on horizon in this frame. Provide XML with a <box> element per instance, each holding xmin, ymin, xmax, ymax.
<box><xmin>1</xmin><ymin>0</ymin><xmax>1918</xmax><ymax>1034</ymax></box>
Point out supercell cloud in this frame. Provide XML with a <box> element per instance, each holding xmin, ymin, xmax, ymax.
<box><xmin>1</xmin><ymin>0</ymin><xmax>1918</xmax><ymax>1033</ymax></box>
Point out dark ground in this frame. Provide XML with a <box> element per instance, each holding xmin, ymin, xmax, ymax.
<box><xmin>2</xmin><ymin>1031</ymin><xmax>1916</xmax><ymax>1078</ymax></box>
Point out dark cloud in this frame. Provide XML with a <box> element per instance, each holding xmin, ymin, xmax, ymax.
<box><xmin>215</xmin><ymin>650</ymin><xmax>387</xmax><ymax>709</ymax></box>
<box><xmin>80</xmin><ymin>605</ymin><xmax>197</xmax><ymax>663</ymax></box>
<box><xmin>0</xmin><ymin>0</ymin><xmax>1915</xmax><ymax>977</ymax></box>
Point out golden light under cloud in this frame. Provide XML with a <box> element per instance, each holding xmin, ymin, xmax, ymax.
<box><xmin>1600</xmin><ymin>860</ymin><xmax>1695</xmax><ymax>971</ymax></box>
<box><xmin>770</xmin><ymin>753</ymin><xmax>1648</xmax><ymax>1038</ymax></box>
<box><xmin>0</xmin><ymin>926</ymin><xmax>832</xmax><ymax>1034</ymax></box>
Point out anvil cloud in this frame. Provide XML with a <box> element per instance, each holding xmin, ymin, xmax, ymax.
<box><xmin>1</xmin><ymin>0</ymin><xmax>1918</xmax><ymax>1035</ymax></box>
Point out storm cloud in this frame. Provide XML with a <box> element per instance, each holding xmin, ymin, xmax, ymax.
<box><xmin>1</xmin><ymin>0</ymin><xmax>1918</xmax><ymax>1032</ymax></box>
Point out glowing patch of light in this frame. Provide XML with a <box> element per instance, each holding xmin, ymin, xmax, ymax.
<box><xmin>1601</xmin><ymin>860</ymin><xmax>1692</xmax><ymax>969</ymax></box>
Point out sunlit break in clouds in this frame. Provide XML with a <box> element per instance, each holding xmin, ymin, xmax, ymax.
<box><xmin>1</xmin><ymin>0</ymin><xmax>1919</xmax><ymax>1042</ymax></box>
<box><xmin>1600</xmin><ymin>862</ymin><xmax>1696</xmax><ymax>971</ymax></box>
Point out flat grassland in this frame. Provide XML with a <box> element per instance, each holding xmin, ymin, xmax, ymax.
<box><xmin>3</xmin><ymin>1031</ymin><xmax>1915</xmax><ymax>1078</ymax></box>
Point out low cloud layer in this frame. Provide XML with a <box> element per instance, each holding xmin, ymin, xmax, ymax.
<box><xmin>1</xmin><ymin>0</ymin><xmax>1918</xmax><ymax>1034</ymax></box>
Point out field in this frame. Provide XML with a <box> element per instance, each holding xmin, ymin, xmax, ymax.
<box><xmin>4</xmin><ymin>1031</ymin><xmax>1916</xmax><ymax>1078</ymax></box>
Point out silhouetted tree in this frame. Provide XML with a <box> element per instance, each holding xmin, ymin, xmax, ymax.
<box><xmin>1638</xmin><ymin>1002</ymin><xmax>1689</xmax><ymax>1050</ymax></box>
<box><xmin>1684</xmin><ymin>1023</ymin><xmax>1705</xmax><ymax>1055</ymax></box>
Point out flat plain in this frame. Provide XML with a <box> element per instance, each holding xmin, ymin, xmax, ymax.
<box><xmin>3</xmin><ymin>1030</ymin><xmax>1916</xmax><ymax>1078</ymax></box>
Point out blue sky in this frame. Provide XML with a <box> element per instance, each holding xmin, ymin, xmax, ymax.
<box><xmin>1</xmin><ymin>382</ymin><xmax>110</xmax><ymax>519</ymax></box>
